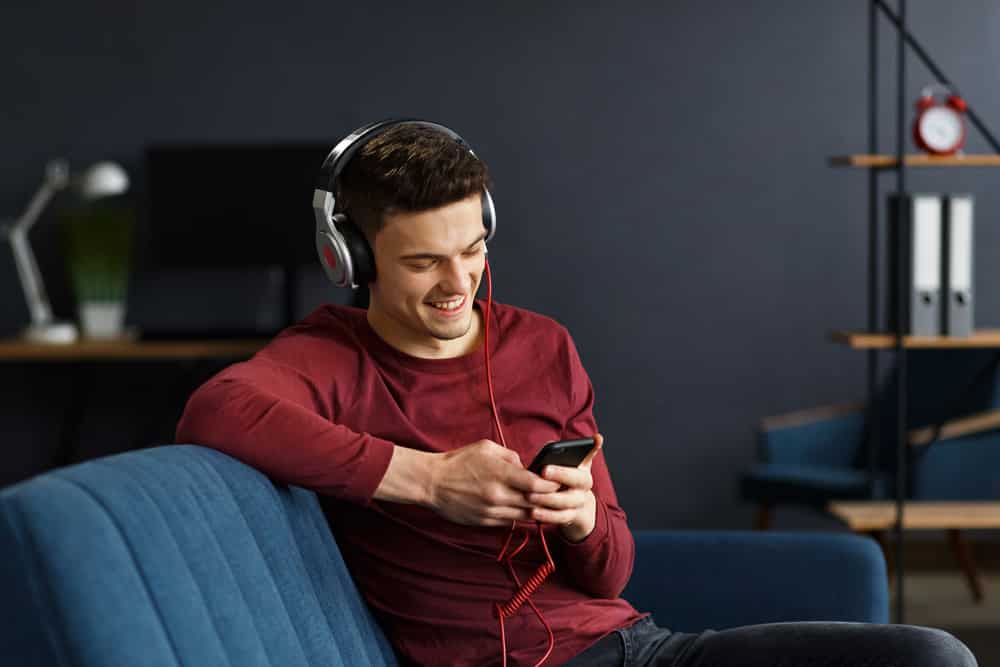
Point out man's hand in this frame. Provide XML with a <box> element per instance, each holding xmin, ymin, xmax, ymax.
<box><xmin>428</xmin><ymin>439</ymin><xmax>561</xmax><ymax>527</ymax></box>
<box><xmin>526</xmin><ymin>433</ymin><xmax>604</xmax><ymax>542</ymax></box>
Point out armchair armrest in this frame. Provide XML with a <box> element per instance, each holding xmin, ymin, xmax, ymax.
<box><xmin>909</xmin><ymin>407</ymin><xmax>1000</xmax><ymax>446</ymax></box>
<box><xmin>622</xmin><ymin>530</ymin><xmax>888</xmax><ymax>632</ymax></box>
<box><xmin>758</xmin><ymin>401</ymin><xmax>866</xmax><ymax>466</ymax></box>
<box><xmin>908</xmin><ymin>409</ymin><xmax>1000</xmax><ymax>499</ymax></box>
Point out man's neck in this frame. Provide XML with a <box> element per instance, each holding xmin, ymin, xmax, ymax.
<box><xmin>366</xmin><ymin>303</ymin><xmax>484</xmax><ymax>360</ymax></box>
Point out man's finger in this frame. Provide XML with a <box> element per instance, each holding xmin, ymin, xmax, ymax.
<box><xmin>505</xmin><ymin>467</ymin><xmax>561</xmax><ymax>494</ymax></box>
<box><xmin>540</xmin><ymin>464</ymin><xmax>592</xmax><ymax>490</ymax></box>
<box><xmin>531</xmin><ymin>507</ymin><xmax>577</xmax><ymax>525</ymax></box>
<box><xmin>494</xmin><ymin>446</ymin><xmax>524</xmax><ymax>467</ymax></box>
<box><xmin>490</xmin><ymin>487</ymin><xmax>537</xmax><ymax>509</ymax></box>
<box><xmin>527</xmin><ymin>489</ymin><xmax>587</xmax><ymax>510</ymax></box>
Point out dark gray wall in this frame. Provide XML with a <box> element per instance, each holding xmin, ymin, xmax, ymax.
<box><xmin>3</xmin><ymin>1</ymin><xmax>1000</xmax><ymax>528</ymax></box>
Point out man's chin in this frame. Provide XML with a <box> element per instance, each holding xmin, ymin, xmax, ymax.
<box><xmin>428</xmin><ymin>323</ymin><xmax>472</xmax><ymax>341</ymax></box>
<box><xmin>424</xmin><ymin>315</ymin><xmax>473</xmax><ymax>341</ymax></box>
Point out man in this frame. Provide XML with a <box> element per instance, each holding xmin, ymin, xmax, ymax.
<box><xmin>177</xmin><ymin>122</ymin><xmax>976</xmax><ymax>666</ymax></box>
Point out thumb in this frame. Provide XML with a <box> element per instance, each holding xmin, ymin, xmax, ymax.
<box><xmin>580</xmin><ymin>433</ymin><xmax>603</xmax><ymax>469</ymax></box>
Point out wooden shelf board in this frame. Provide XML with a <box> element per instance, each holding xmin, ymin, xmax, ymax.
<box><xmin>0</xmin><ymin>338</ymin><xmax>270</xmax><ymax>361</ymax></box>
<box><xmin>829</xmin><ymin>501</ymin><xmax>1000</xmax><ymax>532</ymax></box>
<box><xmin>829</xmin><ymin>154</ymin><xmax>1000</xmax><ymax>168</ymax></box>
<box><xmin>830</xmin><ymin>329</ymin><xmax>1000</xmax><ymax>349</ymax></box>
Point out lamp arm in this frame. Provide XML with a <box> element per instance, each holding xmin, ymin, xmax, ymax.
<box><xmin>3</xmin><ymin>166</ymin><xmax>66</xmax><ymax>328</ymax></box>
<box><xmin>13</xmin><ymin>164</ymin><xmax>66</xmax><ymax>233</ymax></box>
<box><xmin>8</xmin><ymin>227</ymin><xmax>53</xmax><ymax>327</ymax></box>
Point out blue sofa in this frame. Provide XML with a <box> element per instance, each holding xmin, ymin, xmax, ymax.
<box><xmin>0</xmin><ymin>445</ymin><xmax>889</xmax><ymax>666</ymax></box>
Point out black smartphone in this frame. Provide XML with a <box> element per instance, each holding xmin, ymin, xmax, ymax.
<box><xmin>527</xmin><ymin>438</ymin><xmax>597</xmax><ymax>474</ymax></box>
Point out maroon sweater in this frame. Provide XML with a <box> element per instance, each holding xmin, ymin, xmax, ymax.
<box><xmin>176</xmin><ymin>300</ymin><xmax>643</xmax><ymax>666</ymax></box>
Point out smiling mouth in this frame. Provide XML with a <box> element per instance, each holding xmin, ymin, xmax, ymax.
<box><xmin>425</xmin><ymin>295</ymin><xmax>467</xmax><ymax>314</ymax></box>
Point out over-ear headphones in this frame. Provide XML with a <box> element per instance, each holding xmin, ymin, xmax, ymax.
<box><xmin>312</xmin><ymin>119</ymin><xmax>497</xmax><ymax>289</ymax></box>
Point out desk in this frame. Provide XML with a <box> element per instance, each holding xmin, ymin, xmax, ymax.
<box><xmin>0</xmin><ymin>337</ymin><xmax>270</xmax><ymax>474</ymax></box>
<box><xmin>828</xmin><ymin>500</ymin><xmax>1000</xmax><ymax>603</ymax></box>
<box><xmin>0</xmin><ymin>338</ymin><xmax>270</xmax><ymax>362</ymax></box>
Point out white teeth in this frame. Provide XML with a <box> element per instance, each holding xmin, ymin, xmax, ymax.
<box><xmin>428</xmin><ymin>296</ymin><xmax>464</xmax><ymax>311</ymax></box>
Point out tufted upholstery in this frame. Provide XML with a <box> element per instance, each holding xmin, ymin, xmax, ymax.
<box><xmin>0</xmin><ymin>445</ymin><xmax>398</xmax><ymax>667</ymax></box>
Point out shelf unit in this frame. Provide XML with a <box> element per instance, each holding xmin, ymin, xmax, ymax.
<box><xmin>831</xmin><ymin>330</ymin><xmax>1000</xmax><ymax>350</ymax></box>
<box><xmin>832</xmin><ymin>1</ymin><xmax>1000</xmax><ymax>623</ymax></box>
<box><xmin>830</xmin><ymin>154</ymin><xmax>1000</xmax><ymax>168</ymax></box>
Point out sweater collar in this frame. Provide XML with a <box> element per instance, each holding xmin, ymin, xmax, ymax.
<box><xmin>357</xmin><ymin>299</ymin><xmax>502</xmax><ymax>375</ymax></box>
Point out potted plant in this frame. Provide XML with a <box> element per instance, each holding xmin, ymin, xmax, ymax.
<box><xmin>61</xmin><ymin>200</ymin><xmax>133</xmax><ymax>339</ymax></box>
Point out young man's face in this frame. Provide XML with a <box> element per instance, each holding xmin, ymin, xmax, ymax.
<box><xmin>367</xmin><ymin>193</ymin><xmax>487</xmax><ymax>357</ymax></box>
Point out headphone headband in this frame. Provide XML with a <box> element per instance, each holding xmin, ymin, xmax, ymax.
<box><xmin>316</xmin><ymin>119</ymin><xmax>471</xmax><ymax>200</ymax></box>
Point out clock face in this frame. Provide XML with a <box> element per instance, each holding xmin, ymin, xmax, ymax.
<box><xmin>918</xmin><ymin>106</ymin><xmax>963</xmax><ymax>152</ymax></box>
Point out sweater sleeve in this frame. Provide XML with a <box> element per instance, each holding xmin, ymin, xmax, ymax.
<box><xmin>175</xmin><ymin>357</ymin><xmax>395</xmax><ymax>506</ymax></box>
<box><xmin>555</xmin><ymin>331</ymin><xmax>636</xmax><ymax>599</ymax></box>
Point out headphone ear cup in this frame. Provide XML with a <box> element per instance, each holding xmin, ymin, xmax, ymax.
<box><xmin>482</xmin><ymin>188</ymin><xmax>497</xmax><ymax>242</ymax></box>
<box><xmin>316</xmin><ymin>213</ymin><xmax>353</xmax><ymax>287</ymax></box>
<box><xmin>336</xmin><ymin>216</ymin><xmax>376</xmax><ymax>285</ymax></box>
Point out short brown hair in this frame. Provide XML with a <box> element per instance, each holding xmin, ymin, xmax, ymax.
<box><xmin>335</xmin><ymin>123</ymin><xmax>492</xmax><ymax>241</ymax></box>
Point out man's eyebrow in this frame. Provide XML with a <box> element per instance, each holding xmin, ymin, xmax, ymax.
<box><xmin>398</xmin><ymin>233</ymin><xmax>487</xmax><ymax>261</ymax></box>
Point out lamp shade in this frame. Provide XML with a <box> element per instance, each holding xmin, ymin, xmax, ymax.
<box><xmin>77</xmin><ymin>161</ymin><xmax>129</xmax><ymax>198</ymax></box>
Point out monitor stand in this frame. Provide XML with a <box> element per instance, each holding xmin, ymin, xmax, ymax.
<box><xmin>281</xmin><ymin>263</ymin><xmax>298</xmax><ymax>329</ymax></box>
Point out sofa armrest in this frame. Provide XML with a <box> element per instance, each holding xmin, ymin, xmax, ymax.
<box><xmin>622</xmin><ymin>530</ymin><xmax>888</xmax><ymax>632</ymax></box>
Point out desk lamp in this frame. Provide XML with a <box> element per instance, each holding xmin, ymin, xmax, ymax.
<box><xmin>1</xmin><ymin>160</ymin><xmax>129</xmax><ymax>343</ymax></box>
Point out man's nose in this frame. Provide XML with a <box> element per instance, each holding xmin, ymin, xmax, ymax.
<box><xmin>438</xmin><ymin>258</ymin><xmax>471</xmax><ymax>293</ymax></box>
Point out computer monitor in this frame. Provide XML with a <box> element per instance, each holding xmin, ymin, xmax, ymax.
<box><xmin>142</xmin><ymin>143</ymin><xmax>342</xmax><ymax>332</ymax></box>
<box><xmin>144</xmin><ymin>143</ymin><xmax>332</xmax><ymax>269</ymax></box>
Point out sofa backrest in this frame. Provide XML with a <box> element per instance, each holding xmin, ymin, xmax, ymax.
<box><xmin>0</xmin><ymin>445</ymin><xmax>398</xmax><ymax>666</ymax></box>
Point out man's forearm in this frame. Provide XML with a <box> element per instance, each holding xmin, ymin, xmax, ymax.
<box><xmin>560</xmin><ymin>498</ymin><xmax>635</xmax><ymax>599</ymax></box>
<box><xmin>373</xmin><ymin>445</ymin><xmax>439</xmax><ymax>506</ymax></box>
<box><xmin>176</xmin><ymin>376</ymin><xmax>397</xmax><ymax>505</ymax></box>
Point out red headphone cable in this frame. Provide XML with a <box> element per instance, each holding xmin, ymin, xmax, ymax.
<box><xmin>483</xmin><ymin>258</ymin><xmax>556</xmax><ymax>667</ymax></box>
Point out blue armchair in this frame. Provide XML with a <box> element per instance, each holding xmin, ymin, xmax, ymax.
<box><xmin>742</xmin><ymin>349</ymin><xmax>1000</xmax><ymax>522</ymax></box>
<box><xmin>1</xmin><ymin>445</ymin><xmax>888</xmax><ymax>665</ymax></box>
<box><xmin>740</xmin><ymin>349</ymin><xmax>1000</xmax><ymax>600</ymax></box>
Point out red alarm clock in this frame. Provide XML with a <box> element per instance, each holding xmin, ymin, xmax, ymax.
<box><xmin>913</xmin><ymin>84</ymin><xmax>968</xmax><ymax>156</ymax></box>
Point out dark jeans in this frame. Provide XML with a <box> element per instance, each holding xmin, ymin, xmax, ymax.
<box><xmin>561</xmin><ymin>616</ymin><xmax>977</xmax><ymax>667</ymax></box>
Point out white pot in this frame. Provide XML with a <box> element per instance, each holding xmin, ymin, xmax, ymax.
<box><xmin>78</xmin><ymin>301</ymin><xmax>127</xmax><ymax>339</ymax></box>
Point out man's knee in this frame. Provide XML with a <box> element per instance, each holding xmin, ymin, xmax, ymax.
<box><xmin>898</xmin><ymin>626</ymin><xmax>977</xmax><ymax>667</ymax></box>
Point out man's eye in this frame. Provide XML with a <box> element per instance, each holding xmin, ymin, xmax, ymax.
<box><xmin>408</xmin><ymin>261</ymin><xmax>435</xmax><ymax>270</ymax></box>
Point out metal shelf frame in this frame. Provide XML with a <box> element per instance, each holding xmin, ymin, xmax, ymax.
<box><xmin>865</xmin><ymin>0</ymin><xmax>1000</xmax><ymax>623</ymax></box>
